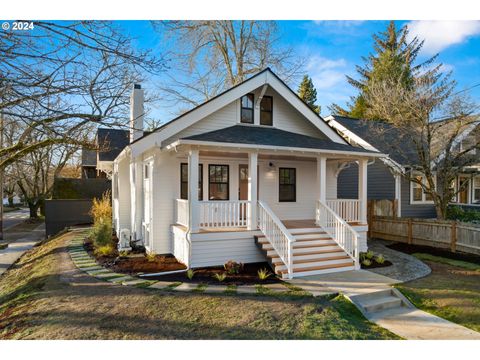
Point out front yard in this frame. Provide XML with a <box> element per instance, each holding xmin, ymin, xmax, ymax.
<box><xmin>0</xmin><ymin>231</ymin><xmax>399</xmax><ymax>339</ymax></box>
<box><xmin>396</xmin><ymin>254</ymin><xmax>480</xmax><ymax>333</ymax></box>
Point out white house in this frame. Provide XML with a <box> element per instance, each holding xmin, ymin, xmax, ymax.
<box><xmin>112</xmin><ymin>69</ymin><xmax>384</xmax><ymax>279</ymax></box>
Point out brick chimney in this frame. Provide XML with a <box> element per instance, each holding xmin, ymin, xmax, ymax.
<box><xmin>130</xmin><ymin>84</ymin><xmax>144</xmax><ymax>143</ymax></box>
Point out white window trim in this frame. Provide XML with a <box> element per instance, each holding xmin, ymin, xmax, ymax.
<box><xmin>410</xmin><ymin>172</ymin><xmax>435</xmax><ymax>205</ymax></box>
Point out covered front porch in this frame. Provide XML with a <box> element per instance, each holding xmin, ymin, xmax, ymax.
<box><xmin>173</xmin><ymin>147</ymin><xmax>371</xmax><ymax>233</ymax></box>
<box><xmin>165</xmin><ymin>130</ymin><xmax>382</xmax><ymax>278</ymax></box>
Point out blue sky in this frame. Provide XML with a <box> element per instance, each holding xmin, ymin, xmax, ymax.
<box><xmin>120</xmin><ymin>20</ymin><xmax>480</xmax><ymax>122</ymax></box>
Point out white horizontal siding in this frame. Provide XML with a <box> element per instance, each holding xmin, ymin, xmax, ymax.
<box><xmin>190</xmin><ymin>232</ymin><xmax>264</xmax><ymax>268</ymax></box>
<box><xmin>163</xmin><ymin>87</ymin><xmax>328</xmax><ymax>147</ymax></box>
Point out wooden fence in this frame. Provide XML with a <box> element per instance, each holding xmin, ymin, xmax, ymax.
<box><xmin>369</xmin><ymin>216</ymin><xmax>480</xmax><ymax>255</ymax></box>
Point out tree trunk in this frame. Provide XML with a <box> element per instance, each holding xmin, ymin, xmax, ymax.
<box><xmin>28</xmin><ymin>202</ymin><xmax>40</xmax><ymax>219</ymax></box>
<box><xmin>434</xmin><ymin>200</ymin><xmax>447</xmax><ymax>220</ymax></box>
<box><xmin>7</xmin><ymin>195</ymin><xmax>14</xmax><ymax>207</ymax></box>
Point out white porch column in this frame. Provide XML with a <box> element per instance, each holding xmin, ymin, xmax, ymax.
<box><xmin>317</xmin><ymin>156</ymin><xmax>327</xmax><ymax>203</ymax></box>
<box><xmin>247</xmin><ymin>151</ymin><xmax>258</xmax><ymax>230</ymax></box>
<box><xmin>188</xmin><ymin>149</ymin><xmax>200</xmax><ymax>232</ymax></box>
<box><xmin>358</xmin><ymin>159</ymin><xmax>368</xmax><ymax>223</ymax></box>
<box><xmin>394</xmin><ymin>173</ymin><xmax>402</xmax><ymax>218</ymax></box>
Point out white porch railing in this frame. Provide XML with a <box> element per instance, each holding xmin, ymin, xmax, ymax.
<box><xmin>258</xmin><ymin>200</ymin><xmax>296</xmax><ymax>278</ymax></box>
<box><xmin>175</xmin><ymin>199</ymin><xmax>189</xmax><ymax>227</ymax></box>
<box><xmin>316</xmin><ymin>200</ymin><xmax>360</xmax><ymax>269</ymax></box>
<box><xmin>199</xmin><ymin>200</ymin><xmax>250</xmax><ymax>228</ymax></box>
<box><xmin>326</xmin><ymin>199</ymin><xmax>361</xmax><ymax>223</ymax></box>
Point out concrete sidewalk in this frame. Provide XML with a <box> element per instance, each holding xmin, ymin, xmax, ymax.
<box><xmin>288</xmin><ymin>270</ymin><xmax>480</xmax><ymax>340</ymax></box>
<box><xmin>0</xmin><ymin>223</ymin><xmax>45</xmax><ymax>277</ymax></box>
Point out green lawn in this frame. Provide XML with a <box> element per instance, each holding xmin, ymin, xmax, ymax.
<box><xmin>0</xmin><ymin>232</ymin><xmax>400</xmax><ymax>340</ymax></box>
<box><xmin>396</xmin><ymin>254</ymin><xmax>480</xmax><ymax>332</ymax></box>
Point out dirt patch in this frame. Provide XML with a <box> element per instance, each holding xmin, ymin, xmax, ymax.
<box><xmin>387</xmin><ymin>242</ymin><xmax>480</xmax><ymax>265</ymax></box>
<box><xmin>149</xmin><ymin>262</ymin><xmax>281</xmax><ymax>285</ymax></box>
<box><xmin>84</xmin><ymin>239</ymin><xmax>186</xmax><ymax>275</ymax></box>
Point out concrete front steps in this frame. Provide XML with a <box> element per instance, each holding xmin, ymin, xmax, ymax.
<box><xmin>349</xmin><ymin>288</ymin><xmax>412</xmax><ymax>315</ymax></box>
<box><xmin>254</xmin><ymin>227</ymin><xmax>355</xmax><ymax>279</ymax></box>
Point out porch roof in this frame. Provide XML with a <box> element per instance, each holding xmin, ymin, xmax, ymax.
<box><xmin>179</xmin><ymin>125</ymin><xmax>382</xmax><ymax>156</ymax></box>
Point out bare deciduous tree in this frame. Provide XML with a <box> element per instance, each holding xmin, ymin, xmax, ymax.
<box><xmin>0</xmin><ymin>21</ymin><xmax>164</xmax><ymax>169</ymax></box>
<box><xmin>155</xmin><ymin>20</ymin><xmax>303</xmax><ymax>109</ymax></box>
<box><xmin>364</xmin><ymin>68</ymin><xmax>479</xmax><ymax>219</ymax></box>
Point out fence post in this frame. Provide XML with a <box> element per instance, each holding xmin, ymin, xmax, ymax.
<box><xmin>451</xmin><ymin>221</ymin><xmax>457</xmax><ymax>252</ymax></box>
<box><xmin>392</xmin><ymin>199</ymin><xmax>397</xmax><ymax>218</ymax></box>
<box><xmin>407</xmin><ymin>218</ymin><xmax>413</xmax><ymax>245</ymax></box>
<box><xmin>367</xmin><ymin>200</ymin><xmax>373</xmax><ymax>238</ymax></box>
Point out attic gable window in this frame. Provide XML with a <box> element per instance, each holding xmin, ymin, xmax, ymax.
<box><xmin>260</xmin><ymin>96</ymin><xmax>273</xmax><ymax>126</ymax></box>
<box><xmin>240</xmin><ymin>94</ymin><xmax>254</xmax><ymax>124</ymax></box>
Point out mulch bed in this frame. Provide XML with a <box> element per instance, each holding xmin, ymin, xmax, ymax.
<box><xmin>83</xmin><ymin>238</ymin><xmax>186</xmax><ymax>275</ymax></box>
<box><xmin>387</xmin><ymin>242</ymin><xmax>480</xmax><ymax>265</ymax></box>
<box><xmin>148</xmin><ymin>262</ymin><xmax>281</xmax><ymax>286</ymax></box>
<box><xmin>361</xmin><ymin>260</ymin><xmax>393</xmax><ymax>269</ymax></box>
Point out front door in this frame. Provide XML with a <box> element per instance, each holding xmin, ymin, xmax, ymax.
<box><xmin>458</xmin><ymin>176</ymin><xmax>469</xmax><ymax>204</ymax></box>
<box><xmin>239</xmin><ymin>164</ymin><xmax>249</xmax><ymax>200</ymax></box>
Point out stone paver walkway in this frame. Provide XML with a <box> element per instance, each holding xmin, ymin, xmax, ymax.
<box><xmin>367</xmin><ymin>239</ymin><xmax>431</xmax><ymax>282</ymax></box>
<box><xmin>67</xmin><ymin>230</ymin><xmax>295</xmax><ymax>297</ymax></box>
<box><xmin>0</xmin><ymin>223</ymin><xmax>45</xmax><ymax>277</ymax></box>
<box><xmin>288</xmin><ymin>269</ymin><xmax>480</xmax><ymax>339</ymax></box>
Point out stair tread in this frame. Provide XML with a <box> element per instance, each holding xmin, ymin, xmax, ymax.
<box><xmin>259</xmin><ymin>237</ymin><xmax>331</xmax><ymax>244</ymax></box>
<box><xmin>361</xmin><ymin>296</ymin><xmax>401</xmax><ymax>307</ymax></box>
<box><xmin>273</xmin><ymin>255</ymin><xmax>350</xmax><ymax>266</ymax></box>
<box><xmin>277</xmin><ymin>261</ymin><xmax>354</xmax><ymax>275</ymax></box>
<box><xmin>268</xmin><ymin>248</ymin><xmax>343</xmax><ymax>259</ymax></box>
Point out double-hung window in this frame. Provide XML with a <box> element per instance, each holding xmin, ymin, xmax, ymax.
<box><xmin>209</xmin><ymin>165</ymin><xmax>229</xmax><ymax>200</ymax></box>
<box><xmin>260</xmin><ymin>96</ymin><xmax>273</xmax><ymax>126</ymax></box>
<box><xmin>180</xmin><ymin>163</ymin><xmax>203</xmax><ymax>200</ymax></box>
<box><xmin>279</xmin><ymin>168</ymin><xmax>296</xmax><ymax>202</ymax></box>
<box><xmin>410</xmin><ymin>172</ymin><xmax>434</xmax><ymax>204</ymax></box>
<box><xmin>240</xmin><ymin>94</ymin><xmax>254</xmax><ymax>124</ymax></box>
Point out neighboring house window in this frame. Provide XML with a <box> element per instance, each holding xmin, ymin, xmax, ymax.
<box><xmin>279</xmin><ymin>168</ymin><xmax>296</xmax><ymax>202</ymax></box>
<box><xmin>260</xmin><ymin>96</ymin><xmax>273</xmax><ymax>126</ymax></box>
<box><xmin>410</xmin><ymin>172</ymin><xmax>434</xmax><ymax>204</ymax></box>
<box><xmin>180</xmin><ymin>163</ymin><xmax>203</xmax><ymax>200</ymax></box>
<box><xmin>473</xmin><ymin>177</ymin><xmax>480</xmax><ymax>204</ymax></box>
<box><xmin>240</xmin><ymin>94</ymin><xmax>254</xmax><ymax>124</ymax></box>
<box><xmin>209</xmin><ymin>165</ymin><xmax>229</xmax><ymax>200</ymax></box>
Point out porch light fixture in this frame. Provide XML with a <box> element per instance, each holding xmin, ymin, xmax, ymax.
<box><xmin>268</xmin><ymin>162</ymin><xmax>275</xmax><ymax>172</ymax></box>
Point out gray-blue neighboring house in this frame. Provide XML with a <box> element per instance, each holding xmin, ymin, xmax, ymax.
<box><xmin>326</xmin><ymin>115</ymin><xmax>480</xmax><ymax>219</ymax></box>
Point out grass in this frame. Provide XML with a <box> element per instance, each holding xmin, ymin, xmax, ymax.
<box><xmin>396</xmin><ymin>256</ymin><xmax>480</xmax><ymax>333</ymax></box>
<box><xmin>412</xmin><ymin>253</ymin><xmax>480</xmax><ymax>271</ymax></box>
<box><xmin>0</xmin><ymin>231</ymin><xmax>400</xmax><ymax>339</ymax></box>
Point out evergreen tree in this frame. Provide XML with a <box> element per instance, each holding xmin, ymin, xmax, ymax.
<box><xmin>331</xmin><ymin>21</ymin><xmax>436</xmax><ymax>119</ymax></box>
<box><xmin>298</xmin><ymin>75</ymin><xmax>321</xmax><ymax>114</ymax></box>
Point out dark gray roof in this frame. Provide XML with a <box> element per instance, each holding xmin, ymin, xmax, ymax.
<box><xmin>182</xmin><ymin>125</ymin><xmax>380</xmax><ymax>155</ymax></box>
<box><xmin>330</xmin><ymin>116</ymin><xmax>419</xmax><ymax>165</ymax></box>
<box><xmin>97</xmin><ymin>128</ymin><xmax>130</xmax><ymax>162</ymax></box>
<box><xmin>81</xmin><ymin>149</ymin><xmax>97</xmax><ymax>167</ymax></box>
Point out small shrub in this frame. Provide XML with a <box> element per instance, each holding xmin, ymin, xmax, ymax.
<box><xmin>94</xmin><ymin>245</ymin><xmax>116</xmax><ymax>257</ymax></box>
<box><xmin>92</xmin><ymin>222</ymin><xmax>113</xmax><ymax>247</ymax></box>
<box><xmin>362</xmin><ymin>258</ymin><xmax>372</xmax><ymax>266</ymax></box>
<box><xmin>146</xmin><ymin>252</ymin><xmax>157</xmax><ymax>262</ymax></box>
<box><xmin>224</xmin><ymin>260</ymin><xmax>243</xmax><ymax>275</ymax></box>
<box><xmin>375</xmin><ymin>254</ymin><xmax>385</xmax><ymax>264</ymax></box>
<box><xmin>118</xmin><ymin>250</ymin><xmax>130</xmax><ymax>258</ymax></box>
<box><xmin>213</xmin><ymin>272</ymin><xmax>227</xmax><ymax>282</ymax></box>
<box><xmin>359</xmin><ymin>252</ymin><xmax>366</xmax><ymax>261</ymax></box>
<box><xmin>257</xmin><ymin>268</ymin><xmax>272</xmax><ymax>281</ymax></box>
<box><xmin>186</xmin><ymin>269</ymin><xmax>195</xmax><ymax>280</ymax></box>
<box><xmin>365</xmin><ymin>250</ymin><xmax>375</xmax><ymax>260</ymax></box>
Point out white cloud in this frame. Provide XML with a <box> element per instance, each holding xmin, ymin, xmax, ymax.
<box><xmin>407</xmin><ymin>20</ymin><xmax>480</xmax><ymax>54</ymax></box>
<box><xmin>306</xmin><ymin>56</ymin><xmax>348</xmax><ymax>89</ymax></box>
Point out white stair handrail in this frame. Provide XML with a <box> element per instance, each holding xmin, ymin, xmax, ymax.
<box><xmin>257</xmin><ymin>200</ymin><xmax>296</xmax><ymax>278</ymax></box>
<box><xmin>316</xmin><ymin>200</ymin><xmax>360</xmax><ymax>269</ymax></box>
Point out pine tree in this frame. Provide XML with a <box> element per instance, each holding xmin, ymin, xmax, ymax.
<box><xmin>298</xmin><ymin>75</ymin><xmax>321</xmax><ymax>114</ymax></box>
<box><xmin>331</xmin><ymin>21</ymin><xmax>437</xmax><ymax>119</ymax></box>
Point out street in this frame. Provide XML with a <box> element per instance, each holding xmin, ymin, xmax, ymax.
<box><xmin>2</xmin><ymin>208</ymin><xmax>29</xmax><ymax>231</ymax></box>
